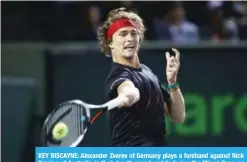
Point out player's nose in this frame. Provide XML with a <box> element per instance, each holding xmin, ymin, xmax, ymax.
<box><xmin>126</xmin><ymin>33</ymin><xmax>134</xmax><ymax>41</ymax></box>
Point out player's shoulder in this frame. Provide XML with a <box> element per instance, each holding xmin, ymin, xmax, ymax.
<box><xmin>141</xmin><ymin>63</ymin><xmax>160</xmax><ymax>80</ymax></box>
<box><xmin>141</xmin><ymin>64</ymin><xmax>152</xmax><ymax>71</ymax></box>
<box><xmin>105</xmin><ymin>63</ymin><xmax>131</xmax><ymax>82</ymax></box>
<box><xmin>111</xmin><ymin>62</ymin><xmax>131</xmax><ymax>73</ymax></box>
<box><xmin>141</xmin><ymin>64</ymin><xmax>156</xmax><ymax>75</ymax></box>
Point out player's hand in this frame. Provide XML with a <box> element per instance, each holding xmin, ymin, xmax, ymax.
<box><xmin>165</xmin><ymin>48</ymin><xmax>180</xmax><ymax>85</ymax></box>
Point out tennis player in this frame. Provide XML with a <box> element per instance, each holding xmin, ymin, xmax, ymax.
<box><xmin>97</xmin><ymin>7</ymin><xmax>186</xmax><ymax>146</ymax></box>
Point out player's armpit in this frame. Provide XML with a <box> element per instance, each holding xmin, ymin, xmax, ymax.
<box><xmin>117</xmin><ymin>80</ymin><xmax>140</xmax><ymax>108</ymax></box>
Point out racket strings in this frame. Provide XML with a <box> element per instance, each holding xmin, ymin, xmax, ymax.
<box><xmin>45</xmin><ymin>103</ymin><xmax>86</xmax><ymax>146</ymax></box>
<box><xmin>45</xmin><ymin>104</ymin><xmax>71</xmax><ymax>146</ymax></box>
<box><xmin>43</xmin><ymin>100</ymin><xmax>109</xmax><ymax>147</ymax></box>
<box><xmin>77</xmin><ymin>104</ymin><xmax>83</xmax><ymax>135</ymax></box>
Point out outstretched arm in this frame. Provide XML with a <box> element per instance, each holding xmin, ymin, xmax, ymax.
<box><xmin>117</xmin><ymin>80</ymin><xmax>140</xmax><ymax>108</ymax></box>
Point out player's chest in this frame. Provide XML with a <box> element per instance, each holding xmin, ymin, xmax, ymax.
<box><xmin>131</xmin><ymin>70</ymin><xmax>160</xmax><ymax>93</ymax></box>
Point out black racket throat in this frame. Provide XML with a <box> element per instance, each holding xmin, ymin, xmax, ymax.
<box><xmin>89</xmin><ymin>108</ymin><xmax>107</xmax><ymax>124</ymax></box>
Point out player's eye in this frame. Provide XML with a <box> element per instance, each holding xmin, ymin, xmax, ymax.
<box><xmin>131</xmin><ymin>31</ymin><xmax>137</xmax><ymax>36</ymax></box>
<box><xmin>119</xmin><ymin>31</ymin><xmax>127</xmax><ymax>37</ymax></box>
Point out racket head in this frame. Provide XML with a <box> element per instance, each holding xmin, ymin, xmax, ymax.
<box><xmin>41</xmin><ymin>100</ymin><xmax>91</xmax><ymax>147</ymax></box>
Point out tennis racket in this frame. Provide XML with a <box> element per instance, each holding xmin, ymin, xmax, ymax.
<box><xmin>41</xmin><ymin>97</ymin><xmax>121</xmax><ymax>147</ymax></box>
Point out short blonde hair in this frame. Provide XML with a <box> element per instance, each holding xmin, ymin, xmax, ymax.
<box><xmin>97</xmin><ymin>7</ymin><xmax>146</xmax><ymax>57</ymax></box>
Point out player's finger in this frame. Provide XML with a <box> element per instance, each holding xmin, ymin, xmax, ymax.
<box><xmin>167</xmin><ymin>68</ymin><xmax>173</xmax><ymax>73</ymax></box>
<box><xmin>169</xmin><ymin>62</ymin><xmax>176</xmax><ymax>68</ymax></box>
<box><xmin>165</xmin><ymin>52</ymin><xmax>170</xmax><ymax>61</ymax></box>
<box><xmin>170</xmin><ymin>57</ymin><xmax>176</xmax><ymax>62</ymax></box>
<box><xmin>172</xmin><ymin>48</ymin><xmax>180</xmax><ymax>61</ymax></box>
<box><xmin>167</xmin><ymin>69</ymin><xmax>177</xmax><ymax>73</ymax></box>
<box><xmin>167</xmin><ymin>66</ymin><xmax>178</xmax><ymax>72</ymax></box>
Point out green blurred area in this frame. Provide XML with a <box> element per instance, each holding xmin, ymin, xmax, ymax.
<box><xmin>1</xmin><ymin>42</ymin><xmax>247</xmax><ymax>162</ymax></box>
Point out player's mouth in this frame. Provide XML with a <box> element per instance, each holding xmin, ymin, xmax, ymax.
<box><xmin>124</xmin><ymin>45</ymin><xmax>135</xmax><ymax>50</ymax></box>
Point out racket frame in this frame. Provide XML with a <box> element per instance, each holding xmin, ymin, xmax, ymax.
<box><xmin>41</xmin><ymin>97</ymin><xmax>121</xmax><ymax>147</ymax></box>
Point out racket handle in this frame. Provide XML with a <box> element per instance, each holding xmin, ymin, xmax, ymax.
<box><xmin>104</xmin><ymin>97</ymin><xmax>121</xmax><ymax>110</ymax></box>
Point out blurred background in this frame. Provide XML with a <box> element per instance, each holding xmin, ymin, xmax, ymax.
<box><xmin>2</xmin><ymin>1</ymin><xmax>247</xmax><ymax>42</ymax></box>
<box><xmin>1</xmin><ymin>1</ymin><xmax>247</xmax><ymax>162</ymax></box>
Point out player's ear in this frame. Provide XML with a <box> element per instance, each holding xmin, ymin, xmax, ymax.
<box><xmin>108</xmin><ymin>41</ymin><xmax>113</xmax><ymax>49</ymax></box>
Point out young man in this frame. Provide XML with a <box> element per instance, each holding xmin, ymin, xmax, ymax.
<box><xmin>97</xmin><ymin>8</ymin><xmax>186</xmax><ymax>146</ymax></box>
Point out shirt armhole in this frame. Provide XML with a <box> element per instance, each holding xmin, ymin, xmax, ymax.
<box><xmin>106</xmin><ymin>71</ymin><xmax>131</xmax><ymax>99</ymax></box>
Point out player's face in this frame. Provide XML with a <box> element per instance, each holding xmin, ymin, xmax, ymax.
<box><xmin>110</xmin><ymin>27</ymin><xmax>140</xmax><ymax>59</ymax></box>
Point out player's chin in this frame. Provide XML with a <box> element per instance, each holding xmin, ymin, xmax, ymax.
<box><xmin>123</xmin><ymin>52</ymin><xmax>136</xmax><ymax>60</ymax></box>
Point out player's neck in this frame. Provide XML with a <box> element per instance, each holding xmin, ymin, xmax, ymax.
<box><xmin>112</xmin><ymin>54</ymin><xmax>140</xmax><ymax>69</ymax></box>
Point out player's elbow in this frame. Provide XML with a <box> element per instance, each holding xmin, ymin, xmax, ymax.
<box><xmin>179</xmin><ymin>112</ymin><xmax>186</xmax><ymax>123</ymax></box>
<box><xmin>132</xmin><ymin>87</ymin><xmax>140</xmax><ymax>102</ymax></box>
<box><xmin>173</xmin><ymin>112</ymin><xmax>186</xmax><ymax>123</ymax></box>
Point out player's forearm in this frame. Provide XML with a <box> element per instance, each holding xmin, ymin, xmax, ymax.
<box><xmin>169</xmin><ymin>88</ymin><xmax>186</xmax><ymax>123</ymax></box>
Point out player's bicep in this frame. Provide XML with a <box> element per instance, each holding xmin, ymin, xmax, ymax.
<box><xmin>106</xmin><ymin>78</ymin><xmax>127</xmax><ymax>99</ymax></box>
<box><xmin>117</xmin><ymin>80</ymin><xmax>136</xmax><ymax>95</ymax></box>
<box><xmin>106</xmin><ymin>71</ymin><xmax>132</xmax><ymax>99</ymax></box>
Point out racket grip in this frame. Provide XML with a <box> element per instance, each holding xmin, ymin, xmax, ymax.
<box><xmin>105</xmin><ymin>97</ymin><xmax>122</xmax><ymax>110</ymax></box>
